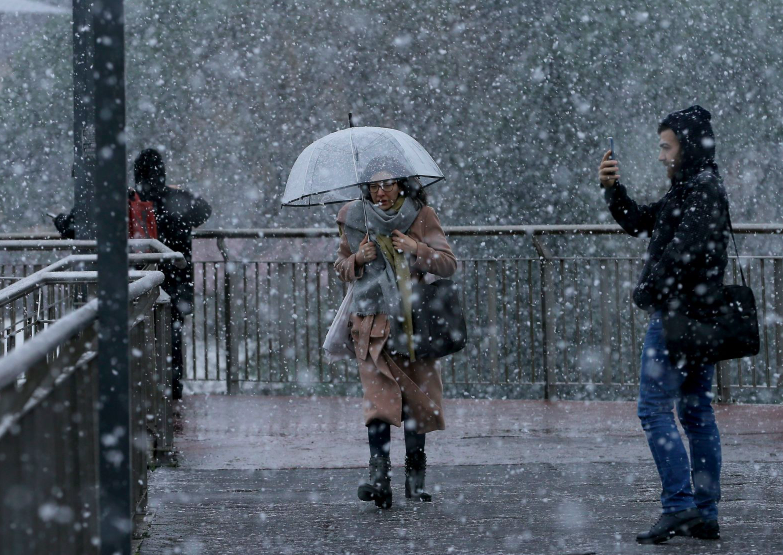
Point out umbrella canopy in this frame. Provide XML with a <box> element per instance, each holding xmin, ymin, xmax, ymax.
<box><xmin>282</xmin><ymin>127</ymin><xmax>443</xmax><ymax>207</ymax></box>
<box><xmin>0</xmin><ymin>0</ymin><xmax>68</xmax><ymax>14</ymax></box>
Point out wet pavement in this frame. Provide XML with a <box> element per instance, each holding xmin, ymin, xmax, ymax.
<box><xmin>137</xmin><ymin>395</ymin><xmax>783</xmax><ymax>555</ymax></box>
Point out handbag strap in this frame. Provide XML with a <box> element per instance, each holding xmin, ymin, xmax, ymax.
<box><xmin>726</xmin><ymin>206</ymin><xmax>747</xmax><ymax>287</ymax></box>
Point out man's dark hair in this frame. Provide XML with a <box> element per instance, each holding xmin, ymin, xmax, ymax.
<box><xmin>658</xmin><ymin>105</ymin><xmax>719</xmax><ymax>182</ymax></box>
<box><xmin>134</xmin><ymin>148</ymin><xmax>166</xmax><ymax>189</ymax></box>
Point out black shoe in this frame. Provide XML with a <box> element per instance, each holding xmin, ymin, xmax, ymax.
<box><xmin>405</xmin><ymin>451</ymin><xmax>432</xmax><ymax>502</ymax></box>
<box><xmin>357</xmin><ymin>456</ymin><xmax>392</xmax><ymax>509</ymax></box>
<box><xmin>691</xmin><ymin>519</ymin><xmax>720</xmax><ymax>540</ymax></box>
<box><xmin>636</xmin><ymin>508</ymin><xmax>703</xmax><ymax>544</ymax></box>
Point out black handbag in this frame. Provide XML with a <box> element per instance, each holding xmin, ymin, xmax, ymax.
<box><xmin>411</xmin><ymin>279</ymin><xmax>468</xmax><ymax>359</ymax></box>
<box><xmin>662</xmin><ymin>212</ymin><xmax>760</xmax><ymax>366</ymax></box>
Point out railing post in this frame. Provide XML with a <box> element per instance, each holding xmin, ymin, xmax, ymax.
<box><xmin>532</xmin><ymin>237</ymin><xmax>557</xmax><ymax>400</ymax></box>
<box><xmin>217</xmin><ymin>238</ymin><xmax>236</xmax><ymax>394</ymax></box>
<box><xmin>93</xmin><ymin>0</ymin><xmax>132</xmax><ymax>550</ymax></box>
<box><xmin>153</xmin><ymin>292</ymin><xmax>173</xmax><ymax>459</ymax></box>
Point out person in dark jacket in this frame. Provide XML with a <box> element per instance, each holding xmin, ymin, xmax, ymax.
<box><xmin>598</xmin><ymin>106</ymin><xmax>728</xmax><ymax>544</ymax></box>
<box><xmin>134</xmin><ymin>148</ymin><xmax>212</xmax><ymax>399</ymax></box>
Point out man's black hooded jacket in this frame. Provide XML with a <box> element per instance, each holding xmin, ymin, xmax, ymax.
<box><xmin>604</xmin><ymin>106</ymin><xmax>730</xmax><ymax>312</ymax></box>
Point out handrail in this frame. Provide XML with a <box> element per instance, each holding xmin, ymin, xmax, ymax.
<box><xmin>5</xmin><ymin>224</ymin><xmax>783</xmax><ymax>242</ymax></box>
<box><xmin>0</xmin><ymin>270</ymin><xmax>165</xmax><ymax>389</ymax></box>
<box><xmin>0</xmin><ymin>251</ymin><xmax>181</xmax><ymax>305</ymax></box>
<box><xmin>0</xmin><ymin>233</ymin><xmax>184</xmax><ymax>260</ymax></box>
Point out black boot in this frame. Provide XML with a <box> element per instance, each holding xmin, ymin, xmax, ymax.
<box><xmin>357</xmin><ymin>456</ymin><xmax>392</xmax><ymax>509</ymax></box>
<box><xmin>636</xmin><ymin>508</ymin><xmax>703</xmax><ymax>544</ymax></box>
<box><xmin>691</xmin><ymin>519</ymin><xmax>720</xmax><ymax>540</ymax></box>
<box><xmin>405</xmin><ymin>451</ymin><xmax>432</xmax><ymax>502</ymax></box>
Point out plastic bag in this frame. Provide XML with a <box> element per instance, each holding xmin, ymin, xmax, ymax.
<box><xmin>323</xmin><ymin>283</ymin><xmax>356</xmax><ymax>362</ymax></box>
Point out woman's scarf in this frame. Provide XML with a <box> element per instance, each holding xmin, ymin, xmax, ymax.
<box><xmin>343</xmin><ymin>196</ymin><xmax>421</xmax><ymax>359</ymax></box>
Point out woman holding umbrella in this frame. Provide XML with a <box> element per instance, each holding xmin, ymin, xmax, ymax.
<box><xmin>334</xmin><ymin>156</ymin><xmax>456</xmax><ymax>509</ymax></box>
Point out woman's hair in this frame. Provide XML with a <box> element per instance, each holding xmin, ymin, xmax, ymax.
<box><xmin>361</xmin><ymin>177</ymin><xmax>428</xmax><ymax>206</ymax></box>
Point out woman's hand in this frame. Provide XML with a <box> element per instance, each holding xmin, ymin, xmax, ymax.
<box><xmin>391</xmin><ymin>230</ymin><xmax>418</xmax><ymax>254</ymax></box>
<box><xmin>355</xmin><ymin>235</ymin><xmax>377</xmax><ymax>266</ymax></box>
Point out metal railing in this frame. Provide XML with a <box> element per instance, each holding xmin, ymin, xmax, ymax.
<box><xmin>0</xmin><ymin>270</ymin><xmax>171</xmax><ymax>555</ymax></box>
<box><xmin>183</xmin><ymin>226</ymin><xmax>783</xmax><ymax>403</ymax></box>
<box><xmin>4</xmin><ymin>229</ymin><xmax>782</xmax><ymax>403</ymax></box>
<box><xmin>0</xmin><ymin>241</ymin><xmax>184</xmax><ymax>554</ymax></box>
<box><xmin>0</xmin><ymin>240</ymin><xmax>184</xmax><ymax>354</ymax></box>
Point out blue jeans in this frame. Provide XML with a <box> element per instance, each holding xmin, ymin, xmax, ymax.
<box><xmin>638</xmin><ymin>312</ymin><xmax>722</xmax><ymax>520</ymax></box>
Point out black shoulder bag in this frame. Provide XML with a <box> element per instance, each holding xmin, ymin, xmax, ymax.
<box><xmin>662</xmin><ymin>211</ymin><xmax>760</xmax><ymax>366</ymax></box>
<box><xmin>412</xmin><ymin>279</ymin><xmax>468</xmax><ymax>359</ymax></box>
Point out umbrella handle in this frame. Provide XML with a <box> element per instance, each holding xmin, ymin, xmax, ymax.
<box><xmin>362</xmin><ymin>200</ymin><xmax>372</xmax><ymax>241</ymax></box>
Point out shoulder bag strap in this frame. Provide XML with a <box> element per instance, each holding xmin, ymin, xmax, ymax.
<box><xmin>726</xmin><ymin>206</ymin><xmax>747</xmax><ymax>287</ymax></box>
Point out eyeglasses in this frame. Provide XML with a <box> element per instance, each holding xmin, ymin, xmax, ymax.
<box><xmin>367</xmin><ymin>180</ymin><xmax>400</xmax><ymax>193</ymax></box>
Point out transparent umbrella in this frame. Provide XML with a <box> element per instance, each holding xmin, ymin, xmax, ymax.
<box><xmin>282</xmin><ymin>125</ymin><xmax>444</xmax><ymax>207</ymax></box>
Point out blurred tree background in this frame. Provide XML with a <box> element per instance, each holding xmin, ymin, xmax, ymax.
<box><xmin>2</xmin><ymin>0</ymin><xmax>782</xmax><ymax>244</ymax></box>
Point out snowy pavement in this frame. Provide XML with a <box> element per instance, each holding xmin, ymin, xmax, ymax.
<box><xmin>137</xmin><ymin>395</ymin><xmax>783</xmax><ymax>555</ymax></box>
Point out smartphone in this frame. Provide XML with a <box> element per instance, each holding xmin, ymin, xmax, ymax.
<box><xmin>608</xmin><ymin>137</ymin><xmax>614</xmax><ymax>160</ymax></box>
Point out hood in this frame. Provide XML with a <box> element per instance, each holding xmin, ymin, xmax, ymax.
<box><xmin>134</xmin><ymin>148</ymin><xmax>167</xmax><ymax>201</ymax></box>
<box><xmin>659</xmin><ymin>105</ymin><xmax>719</xmax><ymax>183</ymax></box>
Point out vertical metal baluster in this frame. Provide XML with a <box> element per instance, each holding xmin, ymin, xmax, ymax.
<box><xmin>474</xmin><ymin>260</ymin><xmax>481</xmax><ymax>383</ymax></box>
<box><xmin>748</xmin><ymin>261</ymin><xmax>756</xmax><ymax>388</ymax></box>
<box><xmin>202</xmin><ymin>262</ymin><xmax>209</xmax><ymax>380</ymax></box>
<box><xmin>560</xmin><ymin>258</ymin><xmax>567</xmax><ymax>380</ymax></box>
<box><xmin>214</xmin><ymin>263</ymin><xmax>221</xmax><ymax>381</ymax></box>
<box><xmin>502</xmin><ymin>260</ymin><xmax>508</xmax><ymax>383</ymax></box>
<box><xmin>774</xmin><ymin>259</ymin><xmax>783</xmax><ymax>388</ymax></box>
<box><xmin>316</xmin><ymin>263</ymin><xmax>323</xmax><ymax>383</ymax></box>
<box><xmin>305</xmin><ymin>263</ymin><xmax>311</xmax><ymax>372</ymax></box>
<box><xmin>460</xmin><ymin>260</ymin><xmax>468</xmax><ymax>384</ymax></box>
<box><xmin>615</xmin><ymin>260</ymin><xmax>623</xmax><ymax>384</ymax></box>
<box><xmin>276</xmin><ymin>262</ymin><xmax>284</xmax><ymax>382</ymax></box>
<box><xmin>587</xmin><ymin>260</ymin><xmax>595</xmax><ymax>367</ymax></box>
<box><xmin>267</xmin><ymin>263</ymin><xmax>273</xmax><ymax>381</ymax></box>
<box><xmin>9</xmin><ymin>292</ymin><xmax>16</xmax><ymax>352</ymax></box>
<box><xmin>574</xmin><ymin>262</ymin><xmax>581</xmax><ymax>383</ymax></box>
<box><xmin>0</xmin><ymin>265</ymin><xmax>5</xmax><ymax>356</ymax></box>
<box><xmin>760</xmin><ymin>258</ymin><xmax>770</xmax><ymax>386</ymax></box>
<box><xmin>487</xmin><ymin>260</ymin><xmax>498</xmax><ymax>385</ymax></box>
<box><xmin>601</xmin><ymin>261</ymin><xmax>612</xmax><ymax>386</ymax></box>
<box><xmin>628</xmin><ymin>261</ymin><xmax>638</xmax><ymax>381</ymax></box>
<box><xmin>450</xmin><ymin>261</ymin><xmax>459</xmax><ymax>384</ymax></box>
<box><xmin>536</xmin><ymin>244</ymin><xmax>557</xmax><ymax>399</ymax></box>
<box><xmin>243</xmin><ymin>264</ymin><xmax>249</xmax><ymax>381</ymax></box>
<box><xmin>516</xmin><ymin>260</ymin><xmax>522</xmax><ymax>383</ymax></box>
<box><xmin>255</xmin><ymin>263</ymin><xmax>262</xmax><ymax>381</ymax></box>
<box><xmin>734</xmin><ymin>258</ymin><xmax>741</xmax><ymax>389</ymax></box>
<box><xmin>190</xmin><ymin>264</ymin><xmax>198</xmax><ymax>380</ymax></box>
<box><xmin>528</xmin><ymin>259</ymin><xmax>536</xmax><ymax>383</ymax></box>
<box><xmin>291</xmin><ymin>262</ymin><xmax>298</xmax><ymax>383</ymax></box>
<box><xmin>222</xmin><ymin>248</ymin><xmax>234</xmax><ymax>394</ymax></box>
<box><xmin>1</xmin><ymin>303</ymin><xmax>6</xmax><ymax>357</ymax></box>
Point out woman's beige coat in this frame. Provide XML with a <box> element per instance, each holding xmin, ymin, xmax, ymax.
<box><xmin>334</xmin><ymin>201</ymin><xmax>457</xmax><ymax>433</ymax></box>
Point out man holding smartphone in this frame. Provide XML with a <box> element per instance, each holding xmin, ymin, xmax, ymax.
<box><xmin>598</xmin><ymin>106</ymin><xmax>729</xmax><ymax>544</ymax></box>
